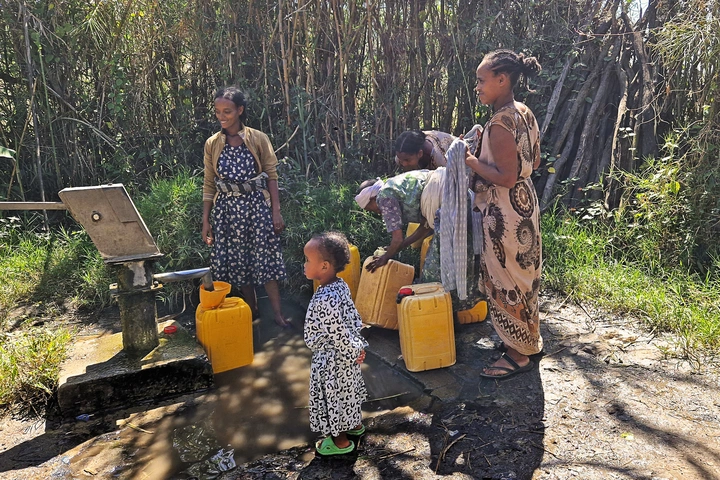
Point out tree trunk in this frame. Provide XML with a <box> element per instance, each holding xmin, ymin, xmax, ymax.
<box><xmin>567</xmin><ymin>37</ymin><xmax>622</xmax><ymax>207</ymax></box>
<box><xmin>622</xmin><ymin>11</ymin><xmax>657</xmax><ymax>158</ymax></box>
<box><xmin>604</xmin><ymin>56</ymin><xmax>629</xmax><ymax>210</ymax></box>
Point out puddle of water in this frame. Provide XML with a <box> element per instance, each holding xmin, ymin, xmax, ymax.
<box><xmin>67</xmin><ymin>297</ymin><xmax>426</xmax><ymax>479</ymax></box>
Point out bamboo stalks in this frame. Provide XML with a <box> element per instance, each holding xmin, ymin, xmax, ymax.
<box><xmin>0</xmin><ymin>0</ymin><xmax>712</xmax><ymax>208</ymax></box>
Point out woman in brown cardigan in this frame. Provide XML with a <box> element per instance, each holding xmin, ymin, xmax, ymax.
<box><xmin>201</xmin><ymin>86</ymin><xmax>289</xmax><ymax>327</ymax></box>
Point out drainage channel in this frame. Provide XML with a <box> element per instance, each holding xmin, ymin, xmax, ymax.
<box><xmin>63</xmin><ymin>297</ymin><xmax>428</xmax><ymax>479</ymax></box>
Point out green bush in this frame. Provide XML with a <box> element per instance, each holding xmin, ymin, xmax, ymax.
<box><xmin>134</xmin><ymin>169</ymin><xmax>209</xmax><ymax>309</ymax></box>
<box><xmin>280</xmin><ymin>169</ymin><xmax>387</xmax><ymax>294</ymax></box>
<box><xmin>0</xmin><ymin>326</ymin><xmax>72</xmax><ymax>416</ymax></box>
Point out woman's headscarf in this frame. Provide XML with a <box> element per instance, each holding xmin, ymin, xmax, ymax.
<box><xmin>354</xmin><ymin>179</ymin><xmax>384</xmax><ymax>209</ymax></box>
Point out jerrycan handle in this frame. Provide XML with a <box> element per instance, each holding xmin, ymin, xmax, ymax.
<box><xmin>409</xmin><ymin>283</ymin><xmax>443</xmax><ymax>295</ymax></box>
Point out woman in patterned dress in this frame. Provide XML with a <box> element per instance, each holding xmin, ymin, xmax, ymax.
<box><xmin>303</xmin><ymin>231</ymin><xmax>367</xmax><ymax>455</ymax></box>
<box><xmin>465</xmin><ymin>50</ymin><xmax>543</xmax><ymax>379</ymax></box>
<box><xmin>201</xmin><ymin>87</ymin><xmax>289</xmax><ymax>327</ymax></box>
<box><xmin>355</xmin><ymin>170</ymin><xmax>435</xmax><ymax>272</ymax></box>
<box><xmin>394</xmin><ymin>129</ymin><xmax>455</xmax><ymax>171</ymax></box>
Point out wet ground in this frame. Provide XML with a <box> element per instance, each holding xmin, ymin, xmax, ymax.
<box><xmin>0</xmin><ymin>291</ymin><xmax>719</xmax><ymax>479</ymax></box>
<box><xmin>0</xmin><ymin>295</ymin><xmax>427</xmax><ymax>479</ymax></box>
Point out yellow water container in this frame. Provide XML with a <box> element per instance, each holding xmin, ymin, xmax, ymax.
<box><xmin>199</xmin><ymin>281</ymin><xmax>231</xmax><ymax>309</ymax></box>
<box><xmin>405</xmin><ymin>223</ymin><xmax>425</xmax><ymax>249</ymax></box>
<box><xmin>355</xmin><ymin>257</ymin><xmax>414</xmax><ymax>330</ymax></box>
<box><xmin>313</xmin><ymin>244</ymin><xmax>361</xmax><ymax>300</ymax></box>
<box><xmin>396</xmin><ymin>283</ymin><xmax>456</xmax><ymax>372</ymax></box>
<box><xmin>457</xmin><ymin>300</ymin><xmax>488</xmax><ymax>324</ymax></box>
<box><xmin>418</xmin><ymin>235</ymin><xmax>433</xmax><ymax>276</ymax></box>
<box><xmin>195</xmin><ymin>297</ymin><xmax>253</xmax><ymax>373</ymax></box>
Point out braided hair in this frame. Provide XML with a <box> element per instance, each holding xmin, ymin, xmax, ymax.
<box><xmin>483</xmin><ymin>50</ymin><xmax>542</xmax><ymax>89</ymax></box>
<box><xmin>312</xmin><ymin>231</ymin><xmax>351</xmax><ymax>273</ymax></box>
<box><xmin>395</xmin><ymin>130</ymin><xmax>426</xmax><ymax>154</ymax></box>
<box><xmin>214</xmin><ymin>86</ymin><xmax>248</xmax><ymax>124</ymax></box>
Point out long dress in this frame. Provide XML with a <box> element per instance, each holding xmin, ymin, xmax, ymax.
<box><xmin>211</xmin><ymin>143</ymin><xmax>287</xmax><ymax>286</ymax></box>
<box><xmin>472</xmin><ymin>104</ymin><xmax>543</xmax><ymax>356</ymax></box>
<box><xmin>304</xmin><ymin>279</ymin><xmax>368</xmax><ymax>436</ymax></box>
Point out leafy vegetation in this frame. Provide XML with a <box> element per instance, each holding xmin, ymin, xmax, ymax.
<box><xmin>0</xmin><ymin>326</ymin><xmax>71</xmax><ymax>416</ymax></box>
<box><xmin>542</xmin><ymin>210</ymin><xmax>720</xmax><ymax>356</ymax></box>
<box><xmin>1</xmin><ymin>0</ymin><xmax>719</xmax><ymax>415</ymax></box>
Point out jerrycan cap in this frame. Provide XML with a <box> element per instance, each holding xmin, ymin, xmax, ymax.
<box><xmin>163</xmin><ymin>325</ymin><xmax>178</xmax><ymax>334</ymax></box>
<box><xmin>396</xmin><ymin>287</ymin><xmax>415</xmax><ymax>304</ymax></box>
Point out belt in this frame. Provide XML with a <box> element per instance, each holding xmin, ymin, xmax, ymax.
<box><xmin>215</xmin><ymin>172</ymin><xmax>268</xmax><ymax>196</ymax></box>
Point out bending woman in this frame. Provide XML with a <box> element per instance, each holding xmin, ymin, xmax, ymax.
<box><xmin>465</xmin><ymin>50</ymin><xmax>543</xmax><ymax>379</ymax></box>
<box><xmin>355</xmin><ymin>170</ymin><xmax>441</xmax><ymax>272</ymax></box>
<box><xmin>394</xmin><ymin>130</ymin><xmax>455</xmax><ymax>171</ymax></box>
<box><xmin>201</xmin><ymin>86</ymin><xmax>289</xmax><ymax>327</ymax></box>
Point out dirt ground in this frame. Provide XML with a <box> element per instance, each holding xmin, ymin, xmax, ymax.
<box><xmin>0</xmin><ymin>291</ymin><xmax>719</xmax><ymax>480</ymax></box>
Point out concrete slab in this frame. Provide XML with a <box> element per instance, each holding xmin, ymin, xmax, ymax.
<box><xmin>361</xmin><ymin>319</ymin><xmax>502</xmax><ymax>403</ymax></box>
<box><xmin>57</xmin><ymin>319</ymin><xmax>213</xmax><ymax>418</ymax></box>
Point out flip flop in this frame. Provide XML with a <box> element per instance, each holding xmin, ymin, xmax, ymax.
<box><xmin>315</xmin><ymin>436</ymin><xmax>355</xmax><ymax>456</ymax></box>
<box><xmin>346</xmin><ymin>425</ymin><xmax>365</xmax><ymax>436</ymax></box>
<box><xmin>479</xmin><ymin>353</ymin><xmax>534</xmax><ymax>379</ymax></box>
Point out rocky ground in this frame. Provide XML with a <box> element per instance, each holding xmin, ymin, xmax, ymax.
<box><xmin>0</xmin><ymin>291</ymin><xmax>719</xmax><ymax>479</ymax></box>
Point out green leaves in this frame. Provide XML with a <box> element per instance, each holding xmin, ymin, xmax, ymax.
<box><xmin>0</xmin><ymin>146</ymin><xmax>16</xmax><ymax>159</ymax></box>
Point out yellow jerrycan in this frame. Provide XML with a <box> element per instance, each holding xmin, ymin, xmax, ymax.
<box><xmin>195</xmin><ymin>297</ymin><xmax>254</xmax><ymax>374</ymax></box>
<box><xmin>313</xmin><ymin>244</ymin><xmax>361</xmax><ymax>300</ymax></box>
<box><xmin>355</xmin><ymin>257</ymin><xmax>414</xmax><ymax>330</ymax></box>
<box><xmin>418</xmin><ymin>235</ymin><xmax>433</xmax><ymax>277</ymax></box>
<box><xmin>396</xmin><ymin>283</ymin><xmax>456</xmax><ymax>372</ymax></box>
<box><xmin>456</xmin><ymin>300</ymin><xmax>488</xmax><ymax>324</ymax></box>
<box><xmin>405</xmin><ymin>223</ymin><xmax>426</xmax><ymax>249</ymax></box>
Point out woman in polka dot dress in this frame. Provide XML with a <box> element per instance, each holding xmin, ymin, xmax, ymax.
<box><xmin>201</xmin><ymin>86</ymin><xmax>289</xmax><ymax>327</ymax></box>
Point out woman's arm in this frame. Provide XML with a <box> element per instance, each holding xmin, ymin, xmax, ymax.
<box><xmin>202</xmin><ymin>200</ymin><xmax>214</xmax><ymax>245</ymax></box>
<box><xmin>267</xmin><ymin>178</ymin><xmax>285</xmax><ymax>234</ymax></box>
<box><xmin>375</xmin><ymin>223</ymin><xmax>431</xmax><ymax>269</ymax></box>
<box><xmin>465</xmin><ymin>126</ymin><xmax>519</xmax><ymax>189</ymax></box>
<box><xmin>366</xmin><ymin>229</ymin><xmax>404</xmax><ymax>272</ymax></box>
<box><xmin>201</xmin><ymin>137</ymin><xmax>217</xmax><ymax>245</ymax></box>
<box><xmin>402</xmin><ymin>222</ymin><xmax>432</xmax><ymax>249</ymax></box>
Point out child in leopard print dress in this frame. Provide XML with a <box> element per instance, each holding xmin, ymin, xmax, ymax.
<box><xmin>303</xmin><ymin>231</ymin><xmax>367</xmax><ymax>456</ymax></box>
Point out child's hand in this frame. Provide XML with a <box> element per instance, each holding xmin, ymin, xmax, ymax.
<box><xmin>357</xmin><ymin>350</ymin><xmax>366</xmax><ymax>364</ymax></box>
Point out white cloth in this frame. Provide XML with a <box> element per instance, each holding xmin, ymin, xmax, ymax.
<box><xmin>470</xmin><ymin>192</ymin><xmax>484</xmax><ymax>255</ymax></box>
<box><xmin>420</xmin><ymin>167</ymin><xmax>445</xmax><ymax>227</ymax></box>
<box><xmin>354</xmin><ymin>179</ymin><xmax>383</xmax><ymax>209</ymax></box>
<box><xmin>440</xmin><ymin>139</ymin><xmax>469</xmax><ymax>299</ymax></box>
<box><xmin>438</xmin><ymin>124</ymin><xmax>483</xmax><ymax>300</ymax></box>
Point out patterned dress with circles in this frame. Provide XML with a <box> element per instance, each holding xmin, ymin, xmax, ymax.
<box><xmin>472</xmin><ymin>105</ymin><xmax>543</xmax><ymax>355</ymax></box>
<box><xmin>304</xmin><ymin>279</ymin><xmax>368</xmax><ymax>436</ymax></box>
<box><xmin>211</xmin><ymin>143</ymin><xmax>287</xmax><ymax>286</ymax></box>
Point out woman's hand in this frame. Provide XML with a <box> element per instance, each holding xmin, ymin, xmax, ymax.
<box><xmin>356</xmin><ymin>349</ymin><xmax>366</xmax><ymax>364</ymax></box>
<box><xmin>366</xmin><ymin>254</ymin><xmax>389</xmax><ymax>272</ymax></box>
<box><xmin>272</xmin><ymin>210</ymin><xmax>285</xmax><ymax>234</ymax></box>
<box><xmin>465</xmin><ymin>147</ymin><xmax>482</xmax><ymax>173</ymax></box>
<box><xmin>202</xmin><ymin>220</ymin><xmax>214</xmax><ymax>246</ymax></box>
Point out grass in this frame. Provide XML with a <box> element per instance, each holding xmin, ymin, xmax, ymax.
<box><xmin>542</xmin><ymin>212</ymin><xmax>720</xmax><ymax>353</ymax></box>
<box><xmin>133</xmin><ymin>168</ymin><xmax>209</xmax><ymax>309</ymax></box>
<box><xmin>1</xmin><ymin>174</ymin><xmax>718</xmax><ymax>415</ymax></box>
<box><xmin>0</xmin><ymin>326</ymin><xmax>72</xmax><ymax>416</ymax></box>
<box><xmin>0</xmin><ymin>220</ymin><xmax>106</xmax><ymax>416</ymax></box>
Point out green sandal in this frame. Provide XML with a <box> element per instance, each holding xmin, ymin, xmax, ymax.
<box><xmin>315</xmin><ymin>436</ymin><xmax>355</xmax><ymax>456</ymax></box>
<box><xmin>346</xmin><ymin>425</ymin><xmax>365</xmax><ymax>436</ymax></box>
